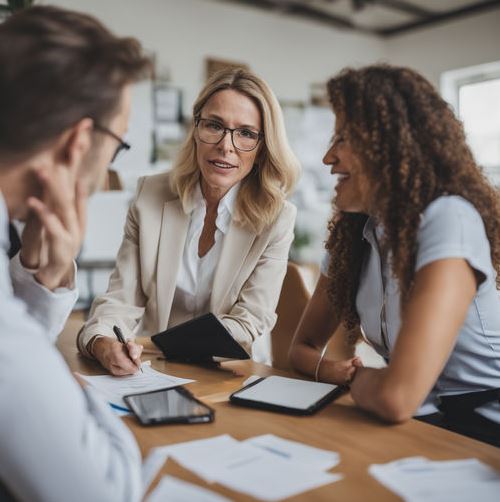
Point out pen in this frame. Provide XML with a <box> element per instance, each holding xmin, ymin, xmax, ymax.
<box><xmin>113</xmin><ymin>325</ymin><xmax>143</xmax><ymax>373</ymax></box>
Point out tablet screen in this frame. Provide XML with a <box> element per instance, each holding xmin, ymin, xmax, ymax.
<box><xmin>125</xmin><ymin>387</ymin><xmax>213</xmax><ymax>425</ymax></box>
<box><xmin>233</xmin><ymin>376</ymin><xmax>338</xmax><ymax>411</ymax></box>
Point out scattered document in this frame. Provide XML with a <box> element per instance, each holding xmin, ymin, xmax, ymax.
<box><xmin>142</xmin><ymin>434</ymin><xmax>342</xmax><ymax>501</ymax></box>
<box><xmin>146</xmin><ymin>475</ymin><xmax>231</xmax><ymax>502</ymax></box>
<box><xmin>369</xmin><ymin>456</ymin><xmax>500</xmax><ymax>502</ymax></box>
<box><xmin>159</xmin><ymin>435</ymin><xmax>242</xmax><ymax>483</ymax></box>
<box><xmin>244</xmin><ymin>434</ymin><xmax>340</xmax><ymax>471</ymax></box>
<box><xmin>78</xmin><ymin>364</ymin><xmax>194</xmax><ymax>409</ymax></box>
<box><xmin>142</xmin><ymin>445</ymin><xmax>172</xmax><ymax>491</ymax></box>
<box><xmin>208</xmin><ymin>447</ymin><xmax>342</xmax><ymax>501</ymax></box>
<box><xmin>141</xmin><ymin>435</ymin><xmax>237</xmax><ymax>493</ymax></box>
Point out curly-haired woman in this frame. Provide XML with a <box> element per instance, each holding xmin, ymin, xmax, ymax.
<box><xmin>289</xmin><ymin>64</ymin><xmax>500</xmax><ymax>446</ymax></box>
<box><xmin>78</xmin><ymin>68</ymin><xmax>300</xmax><ymax>373</ymax></box>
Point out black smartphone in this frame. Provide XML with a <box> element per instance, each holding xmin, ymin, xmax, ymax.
<box><xmin>124</xmin><ymin>386</ymin><xmax>214</xmax><ymax>426</ymax></box>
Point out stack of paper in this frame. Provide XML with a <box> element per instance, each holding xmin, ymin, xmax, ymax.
<box><xmin>142</xmin><ymin>434</ymin><xmax>342</xmax><ymax>501</ymax></box>
<box><xmin>369</xmin><ymin>456</ymin><xmax>500</xmax><ymax>502</ymax></box>
<box><xmin>146</xmin><ymin>476</ymin><xmax>231</xmax><ymax>502</ymax></box>
<box><xmin>78</xmin><ymin>364</ymin><xmax>194</xmax><ymax>410</ymax></box>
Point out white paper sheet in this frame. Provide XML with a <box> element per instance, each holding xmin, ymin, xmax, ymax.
<box><xmin>142</xmin><ymin>446</ymin><xmax>171</xmax><ymax>492</ymax></box>
<box><xmin>245</xmin><ymin>434</ymin><xmax>340</xmax><ymax>471</ymax></box>
<box><xmin>141</xmin><ymin>435</ymin><xmax>238</xmax><ymax>493</ymax></box>
<box><xmin>78</xmin><ymin>364</ymin><xmax>194</xmax><ymax>409</ymax></box>
<box><xmin>145</xmin><ymin>475</ymin><xmax>231</xmax><ymax>502</ymax></box>
<box><xmin>369</xmin><ymin>456</ymin><xmax>500</xmax><ymax>502</ymax></box>
<box><xmin>144</xmin><ymin>434</ymin><xmax>342</xmax><ymax>501</ymax></box>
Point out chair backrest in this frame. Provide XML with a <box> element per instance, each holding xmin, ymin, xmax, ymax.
<box><xmin>271</xmin><ymin>262</ymin><xmax>312</xmax><ymax>370</ymax></box>
<box><xmin>271</xmin><ymin>261</ymin><xmax>363</xmax><ymax>371</ymax></box>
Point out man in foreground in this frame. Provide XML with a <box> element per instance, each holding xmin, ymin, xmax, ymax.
<box><xmin>0</xmin><ymin>6</ymin><xmax>151</xmax><ymax>501</ymax></box>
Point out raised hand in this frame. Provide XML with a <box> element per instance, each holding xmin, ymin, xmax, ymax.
<box><xmin>23</xmin><ymin>165</ymin><xmax>87</xmax><ymax>290</ymax></box>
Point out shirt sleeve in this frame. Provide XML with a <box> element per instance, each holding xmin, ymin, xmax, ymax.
<box><xmin>415</xmin><ymin>196</ymin><xmax>495</xmax><ymax>287</ymax></box>
<box><xmin>0</xmin><ymin>291</ymin><xmax>142</xmax><ymax>502</ymax></box>
<box><xmin>9</xmin><ymin>252</ymin><xmax>78</xmax><ymax>343</ymax></box>
<box><xmin>219</xmin><ymin>203</ymin><xmax>297</xmax><ymax>356</ymax></box>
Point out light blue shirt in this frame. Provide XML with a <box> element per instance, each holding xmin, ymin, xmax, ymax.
<box><xmin>322</xmin><ymin>196</ymin><xmax>500</xmax><ymax>421</ymax></box>
<box><xmin>0</xmin><ymin>192</ymin><xmax>142</xmax><ymax>502</ymax></box>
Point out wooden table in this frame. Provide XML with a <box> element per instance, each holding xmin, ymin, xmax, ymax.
<box><xmin>58</xmin><ymin>321</ymin><xmax>500</xmax><ymax>501</ymax></box>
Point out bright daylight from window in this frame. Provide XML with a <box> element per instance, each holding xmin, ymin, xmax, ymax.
<box><xmin>459</xmin><ymin>78</ymin><xmax>500</xmax><ymax>185</ymax></box>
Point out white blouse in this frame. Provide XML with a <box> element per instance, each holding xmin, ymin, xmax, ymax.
<box><xmin>169</xmin><ymin>182</ymin><xmax>240</xmax><ymax>328</ymax></box>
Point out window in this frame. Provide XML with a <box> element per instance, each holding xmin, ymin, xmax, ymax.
<box><xmin>441</xmin><ymin>61</ymin><xmax>500</xmax><ymax>186</ymax></box>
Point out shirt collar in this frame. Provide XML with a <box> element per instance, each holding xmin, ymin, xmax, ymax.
<box><xmin>188</xmin><ymin>181</ymin><xmax>240</xmax><ymax>235</ymax></box>
<box><xmin>362</xmin><ymin>216</ymin><xmax>388</xmax><ymax>254</ymax></box>
<box><xmin>0</xmin><ymin>191</ymin><xmax>9</xmax><ymax>252</ymax></box>
<box><xmin>362</xmin><ymin>216</ymin><xmax>377</xmax><ymax>246</ymax></box>
<box><xmin>216</xmin><ymin>182</ymin><xmax>240</xmax><ymax>235</ymax></box>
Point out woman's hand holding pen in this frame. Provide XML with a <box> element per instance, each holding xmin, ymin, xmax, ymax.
<box><xmin>92</xmin><ymin>337</ymin><xmax>144</xmax><ymax>376</ymax></box>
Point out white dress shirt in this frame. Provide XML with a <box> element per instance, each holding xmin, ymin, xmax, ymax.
<box><xmin>169</xmin><ymin>181</ymin><xmax>239</xmax><ymax>328</ymax></box>
<box><xmin>0</xmin><ymin>191</ymin><xmax>142</xmax><ymax>502</ymax></box>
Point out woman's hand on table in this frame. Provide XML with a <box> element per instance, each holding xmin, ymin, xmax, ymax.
<box><xmin>321</xmin><ymin>356</ymin><xmax>363</xmax><ymax>385</ymax></box>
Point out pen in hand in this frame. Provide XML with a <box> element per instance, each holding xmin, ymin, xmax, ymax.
<box><xmin>112</xmin><ymin>325</ymin><xmax>143</xmax><ymax>374</ymax></box>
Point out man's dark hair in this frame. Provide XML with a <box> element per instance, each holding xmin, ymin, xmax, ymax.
<box><xmin>0</xmin><ymin>6</ymin><xmax>151</xmax><ymax>161</ymax></box>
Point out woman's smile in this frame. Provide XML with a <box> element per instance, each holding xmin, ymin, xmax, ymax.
<box><xmin>209</xmin><ymin>158</ymin><xmax>238</xmax><ymax>172</ymax></box>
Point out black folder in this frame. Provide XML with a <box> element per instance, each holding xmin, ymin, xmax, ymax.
<box><xmin>151</xmin><ymin>312</ymin><xmax>250</xmax><ymax>362</ymax></box>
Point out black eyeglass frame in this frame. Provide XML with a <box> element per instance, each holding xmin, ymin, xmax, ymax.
<box><xmin>194</xmin><ymin>116</ymin><xmax>263</xmax><ymax>152</ymax></box>
<box><xmin>94</xmin><ymin>123</ymin><xmax>131</xmax><ymax>163</ymax></box>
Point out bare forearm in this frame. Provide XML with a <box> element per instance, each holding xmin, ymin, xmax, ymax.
<box><xmin>350</xmin><ymin>367</ymin><xmax>414</xmax><ymax>423</ymax></box>
<box><xmin>291</xmin><ymin>341</ymin><xmax>362</xmax><ymax>385</ymax></box>
<box><xmin>289</xmin><ymin>341</ymin><xmax>322</xmax><ymax>377</ymax></box>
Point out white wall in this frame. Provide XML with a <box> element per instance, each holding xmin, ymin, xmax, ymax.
<box><xmin>46</xmin><ymin>0</ymin><xmax>386</xmax><ymax>188</ymax></box>
<box><xmin>48</xmin><ymin>0</ymin><xmax>385</xmax><ymax>109</ymax></box>
<box><xmin>384</xmin><ymin>7</ymin><xmax>500</xmax><ymax>88</ymax></box>
<box><xmin>41</xmin><ymin>0</ymin><xmax>499</xmax><ymax>295</ymax></box>
<box><xmin>45</xmin><ymin>0</ymin><xmax>500</xmax><ymax>183</ymax></box>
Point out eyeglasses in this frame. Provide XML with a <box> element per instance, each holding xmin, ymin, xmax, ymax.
<box><xmin>195</xmin><ymin>117</ymin><xmax>262</xmax><ymax>152</ymax></box>
<box><xmin>94</xmin><ymin>123</ymin><xmax>131</xmax><ymax>163</ymax></box>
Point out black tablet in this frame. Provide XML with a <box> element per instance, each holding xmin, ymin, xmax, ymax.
<box><xmin>151</xmin><ymin>313</ymin><xmax>250</xmax><ymax>362</ymax></box>
<box><xmin>124</xmin><ymin>387</ymin><xmax>214</xmax><ymax>426</ymax></box>
<box><xmin>229</xmin><ymin>376</ymin><xmax>345</xmax><ymax>415</ymax></box>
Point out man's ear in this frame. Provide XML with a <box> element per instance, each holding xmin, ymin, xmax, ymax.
<box><xmin>57</xmin><ymin>118</ymin><xmax>94</xmax><ymax>170</ymax></box>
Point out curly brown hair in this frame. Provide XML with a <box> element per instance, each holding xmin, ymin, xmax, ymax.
<box><xmin>325</xmin><ymin>64</ymin><xmax>500</xmax><ymax>329</ymax></box>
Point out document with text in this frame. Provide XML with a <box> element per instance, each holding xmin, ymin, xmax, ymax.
<box><xmin>78</xmin><ymin>364</ymin><xmax>194</xmax><ymax>409</ymax></box>
<box><xmin>369</xmin><ymin>456</ymin><xmax>500</xmax><ymax>502</ymax></box>
<box><xmin>142</xmin><ymin>434</ymin><xmax>342</xmax><ymax>501</ymax></box>
<box><xmin>146</xmin><ymin>475</ymin><xmax>231</xmax><ymax>502</ymax></box>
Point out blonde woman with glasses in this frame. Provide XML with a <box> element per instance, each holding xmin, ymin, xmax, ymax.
<box><xmin>78</xmin><ymin>68</ymin><xmax>300</xmax><ymax>374</ymax></box>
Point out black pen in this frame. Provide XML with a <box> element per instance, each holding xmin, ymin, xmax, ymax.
<box><xmin>113</xmin><ymin>325</ymin><xmax>143</xmax><ymax>373</ymax></box>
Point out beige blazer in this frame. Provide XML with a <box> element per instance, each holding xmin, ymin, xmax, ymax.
<box><xmin>78</xmin><ymin>171</ymin><xmax>296</xmax><ymax>361</ymax></box>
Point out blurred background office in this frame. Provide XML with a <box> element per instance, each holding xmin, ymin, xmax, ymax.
<box><xmin>3</xmin><ymin>0</ymin><xmax>498</xmax><ymax>305</ymax></box>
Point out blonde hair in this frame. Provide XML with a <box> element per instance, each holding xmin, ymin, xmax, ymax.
<box><xmin>170</xmin><ymin>68</ymin><xmax>300</xmax><ymax>234</ymax></box>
